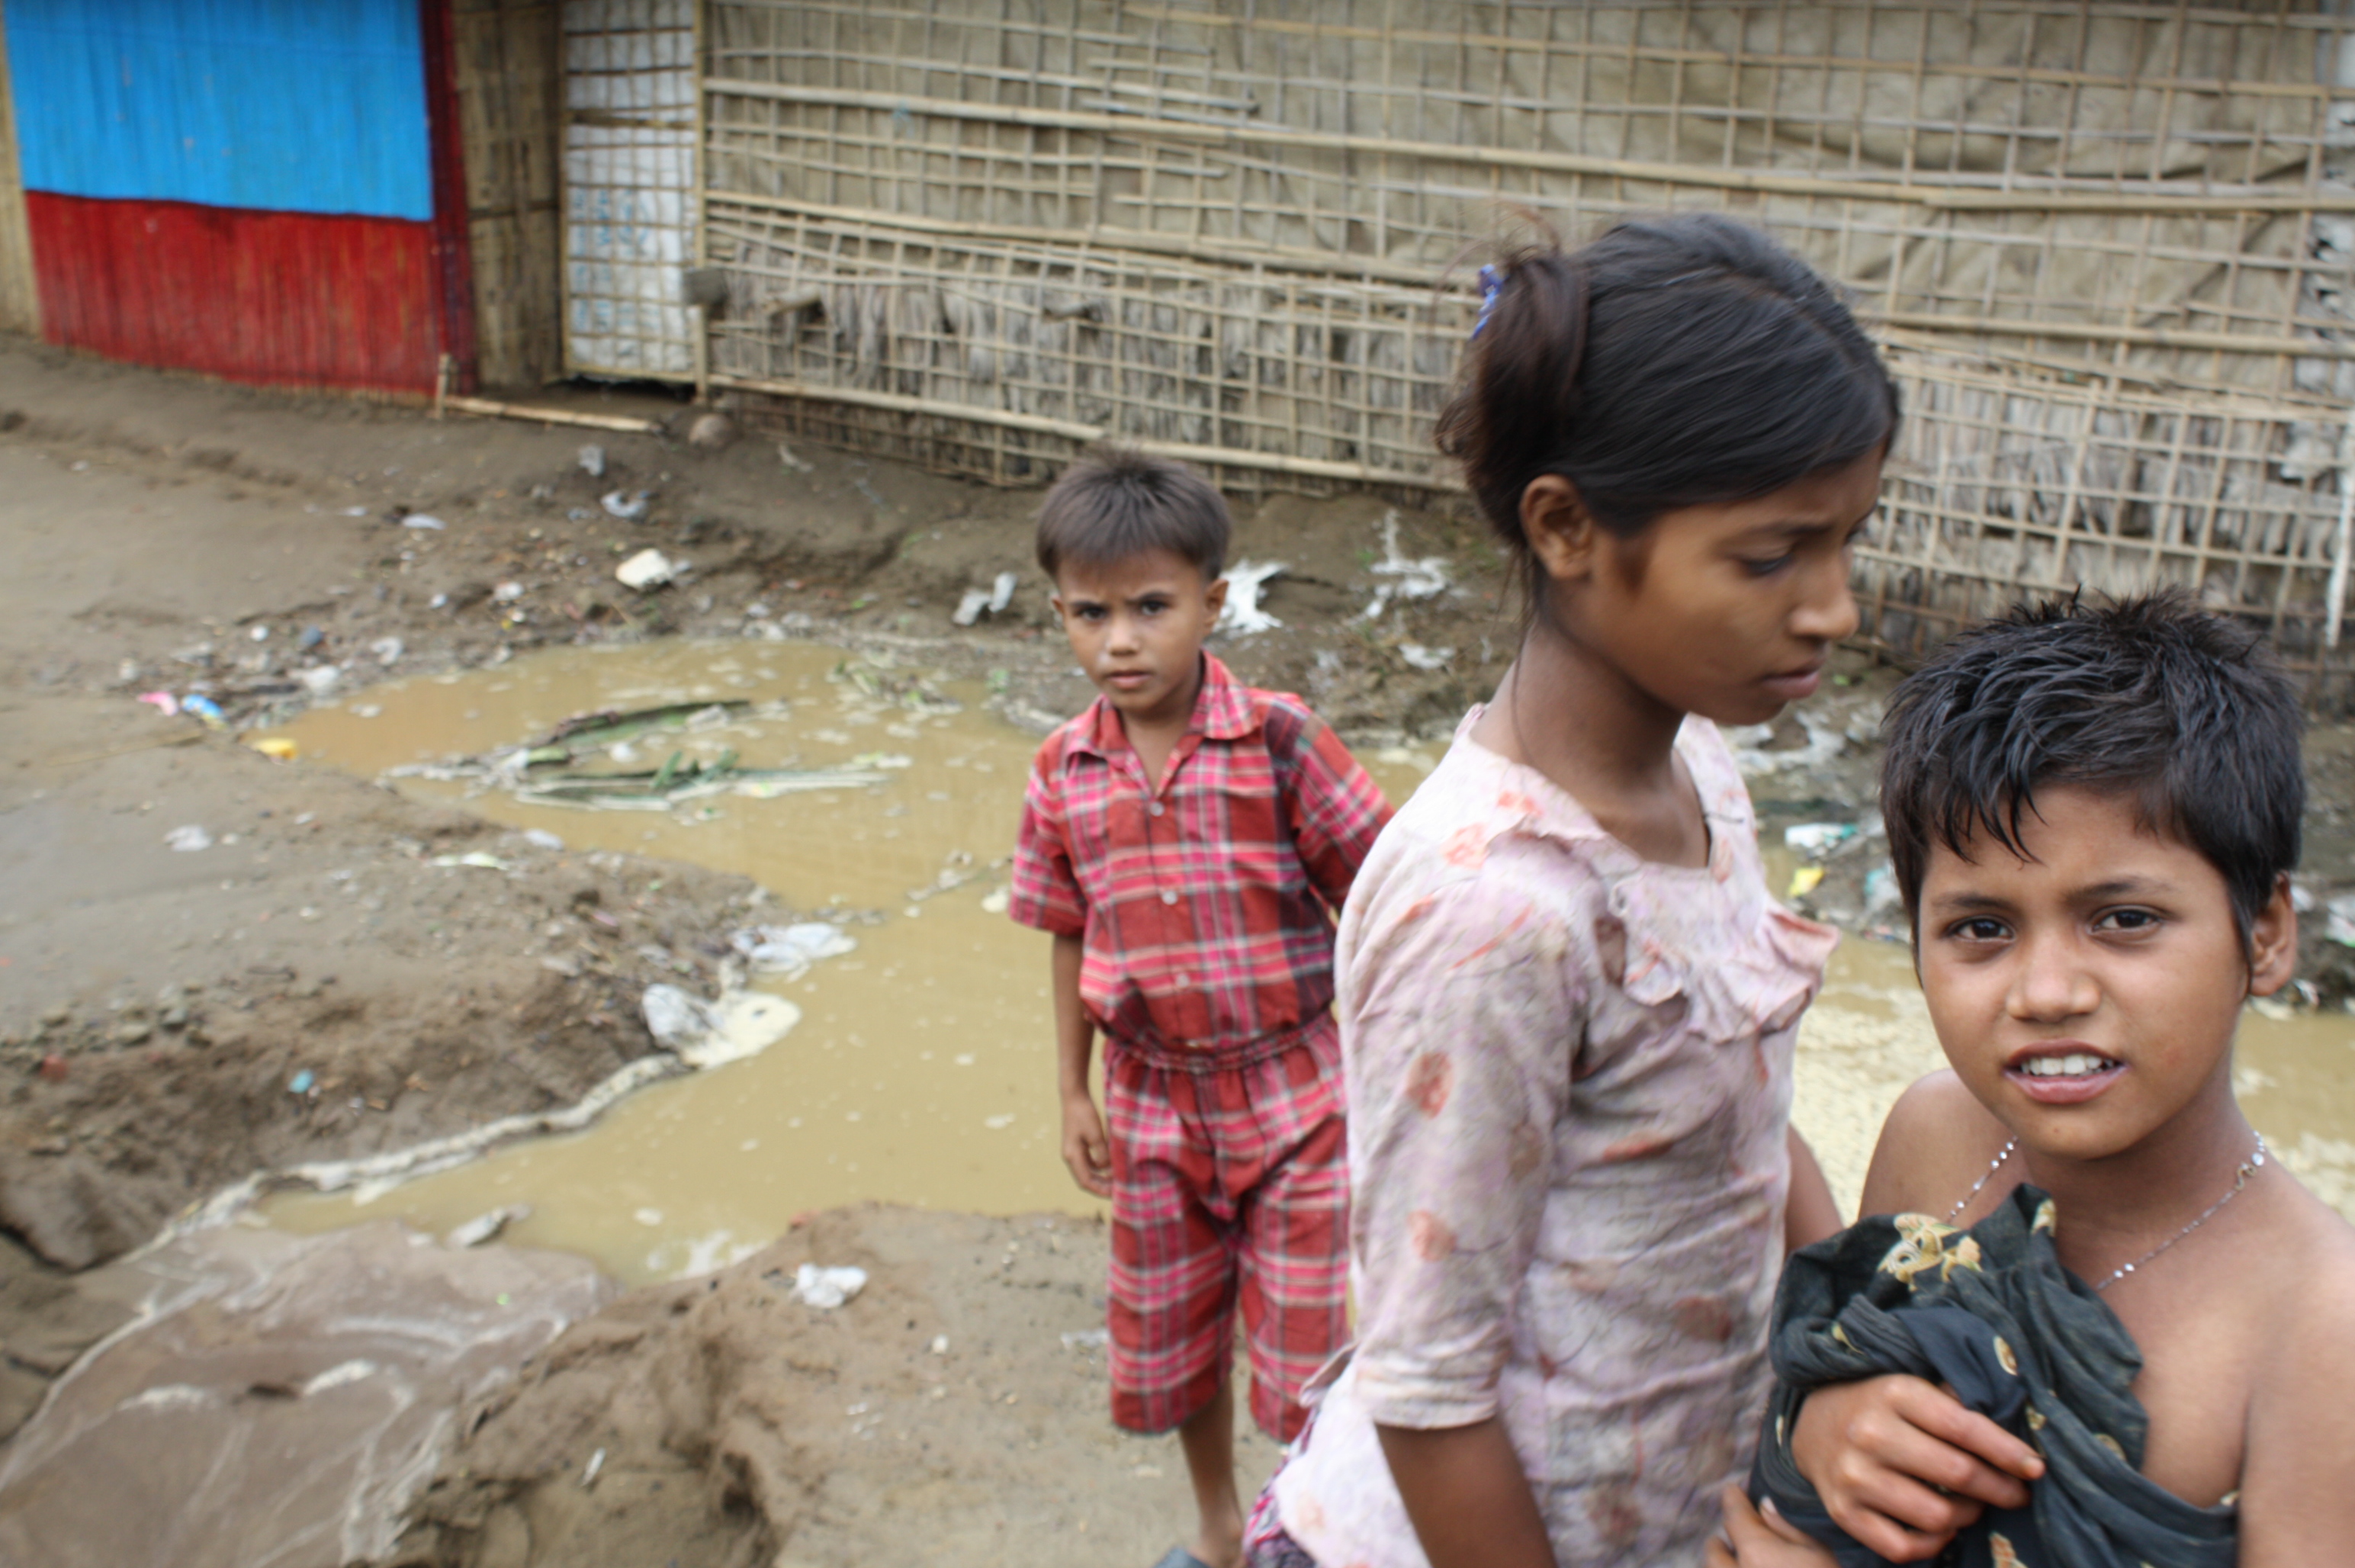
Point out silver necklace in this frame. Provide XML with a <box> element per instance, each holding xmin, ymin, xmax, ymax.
<box><xmin>1943</xmin><ymin>1134</ymin><xmax>2269</xmax><ymax>1291</ymax></box>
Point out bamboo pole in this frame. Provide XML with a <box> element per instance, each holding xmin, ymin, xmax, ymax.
<box><xmin>702</xmin><ymin>79</ymin><xmax>2355</xmax><ymax>215</ymax></box>
<box><xmin>440</xmin><ymin>394</ymin><xmax>667</xmax><ymax>433</ymax></box>
<box><xmin>1867</xmin><ymin>311</ymin><xmax>2355</xmax><ymax>358</ymax></box>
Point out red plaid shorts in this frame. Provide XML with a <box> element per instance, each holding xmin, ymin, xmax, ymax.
<box><xmin>1104</xmin><ymin>1014</ymin><xmax>1350</xmax><ymax>1443</ymax></box>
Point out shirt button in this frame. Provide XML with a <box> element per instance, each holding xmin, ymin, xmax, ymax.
<box><xmin>1175</xmin><ymin>973</ymin><xmax>1190</xmax><ymax>986</ymax></box>
<box><xmin>1160</xmin><ymin>888</ymin><xmax>1178</xmax><ymax>905</ymax></box>
<box><xmin>1149</xmin><ymin>802</ymin><xmax>1165</xmax><ymax>817</ymax></box>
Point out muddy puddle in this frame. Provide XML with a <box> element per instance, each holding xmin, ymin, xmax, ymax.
<box><xmin>249</xmin><ymin>644</ymin><xmax>2355</xmax><ymax>1287</ymax></box>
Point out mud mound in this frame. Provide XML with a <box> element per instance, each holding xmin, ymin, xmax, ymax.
<box><xmin>380</xmin><ymin>1207</ymin><xmax>1283</xmax><ymax>1568</ymax></box>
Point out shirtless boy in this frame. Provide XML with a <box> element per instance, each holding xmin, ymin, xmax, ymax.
<box><xmin>1715</xmin><ymin>592</ymin><xmax>2355</xmax><ymax>1566</ymax></box>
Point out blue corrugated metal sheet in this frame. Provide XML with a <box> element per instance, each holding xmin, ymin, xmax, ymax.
<box><xmin>5</xmin><ymin>0</ymin><xmax>432</xmax><ymax>220</ymax></box>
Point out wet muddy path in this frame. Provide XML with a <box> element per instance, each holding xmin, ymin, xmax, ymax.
<box><xmin>253</xmin><ymin>641</ymin><xmax>2355</xmax><ymax>1287</ymax></box>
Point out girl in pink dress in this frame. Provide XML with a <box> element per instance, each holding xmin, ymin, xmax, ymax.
<box><xmin>1245</xmin><ymin>213</ymin><xmax>1899</xmax><ymax>1568</ymax></box>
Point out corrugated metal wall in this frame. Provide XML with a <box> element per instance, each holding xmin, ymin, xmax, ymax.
<box><xmin>2</xmin><ymin>0</ymin><xmax>471</xmax><ymax>392</ymax></box>
<box><xmin>0</xmin><ymin>0</ymin><xmax>36</xmax><ymax>336</ymax></box>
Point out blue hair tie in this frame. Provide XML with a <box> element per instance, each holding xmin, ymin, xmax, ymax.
<box><xmin>1472</xmin><ymin>263</ymin><xmax>1504</xmax><ymax>340</ymax></box>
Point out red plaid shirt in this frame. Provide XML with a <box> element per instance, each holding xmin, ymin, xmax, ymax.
<box><xmin>1010</xmin><ymin>654</ymin><xmax>1391</xmax><ymax>1056</ymax></box>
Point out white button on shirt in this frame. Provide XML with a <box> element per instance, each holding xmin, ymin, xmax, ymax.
<box><xmin>1160</xmin><ymin>888</ymin><xmax>1178</xmax><ymax>904</ymax></box>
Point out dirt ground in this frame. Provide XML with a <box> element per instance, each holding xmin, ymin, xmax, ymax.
<box><xmin>5</xmin><ymin>334</ymin><xmax>2355</xmax><ymax>1566</ymax></box>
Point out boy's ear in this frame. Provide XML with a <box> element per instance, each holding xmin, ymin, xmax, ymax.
<box><xmin>1521</xmin><ymin>474</ymin><xmax>1602</xmax><ymax>584</ymax></box>
<box><xmin>2246</xmin><ymin>872</ymin><xmax>2299</xmax><ymax>998</ymax></box>
<box><xmin>1203</xmin><ymin>574</ymin><xmax>1229</xmax><ymax>619</ymax></box>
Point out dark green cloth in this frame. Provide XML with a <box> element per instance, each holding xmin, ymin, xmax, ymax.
<box><xmin>1748</xmin><ymin>1186</ymin><xmax>2237</xmax><ymax>1568</ymax></box>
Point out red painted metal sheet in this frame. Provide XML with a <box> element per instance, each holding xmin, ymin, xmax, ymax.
<box><xmin>24</xmin><ymin>191</ymin><xmax>444</xmax><ymax>393</ymax></box>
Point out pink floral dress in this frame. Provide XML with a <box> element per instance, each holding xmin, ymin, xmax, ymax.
<box><xmin>1267</xmin><ymin>712</ymin><xmax>1836</xmax><ymax>1568</ymax></box>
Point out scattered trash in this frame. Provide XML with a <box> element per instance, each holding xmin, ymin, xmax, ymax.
<box><xmin>1397</xmin><ymin>643</ymin><xmax>1454</xmax><ymax>671</ymax></box>
<box><xmin>136</xmin><ymin>691</ymin><xmax>179</xmax><ymax>716</ymax></box>
<box><xmin>728</xmin><ymin>922</ymin><xmax>857</xmax><ymax>978</ymax></box>
<box><xmin>951</xmin><ymin>570</ymin><xmax>1023</xmax><ymax>627</ymax></box>
<box><xmin>633</xmin><ymin>1208</ymin><xmax>664</xmax><ymax>1226</ymax></box>
<box><xmin>297</xmin><ymin>665</ymin><xmax>341</xmax><ymax>697</ymax></box>
<box><xmin>521</xmin><ymin>828</ymin><xmax>565</xmax><ymax>851</ymax></box>
<box><xmin>352</xmin><ymin>705</ymin><xmax>382</xmax><ymax>718</ymax></box>
<box><xmin>249</xmin><ymin>737</ymin><xmax>300</xmax><ymax>761</ymax></box>
<box><xmin>431</xmin><ymin>851</ymin><xmax>510</xmax><ymax>871</ymax></box>
<box><xmin>792</xmin><ymin>1263</ymin><xmax>868</xmax><ymax>1310</ymax></box>
<box><xmin>686</xmin><ymin>411</ymin><xmax>736</xmax><ymax>449</ymax></box>
<box><xmin>289</xmin><ymin>1069</ymin><xmax>316</xmax><ymax>1095</ymax></box>
<box><xmin>1788</xmin><ymin>865</ymin><xmax>1826</xmax><ymax>899</ymax></box>
<box><xmin>1060</xmin><ymin>1328</ymin><xmax>1110</xmax><ymax>1350</ymax></box>
<box><xmin>493</xmin><ymin>581</ymin><xmax>524</xmax><ymax>603</ymax></box>
<box><xmin>1783</xmin><ymin>822</ymin><xmax>1859</xmax><ymax>860</ymax></box>
<box><xmin>581</xmin><ymin>1447</ymin><xmax>606</xmax><ymax>1489</ymax></box>
<box><xmin>1727</xmin><ymin>710</ymin><xmax>1848</xmax><ymax>776</ymax></box>
<box><xmin>1218</xmin><ymin>560</ymin><xmax>1286</xmax><ymax>635</ymax></box>
<box><xmin>850</xmin><ymin>751</ymin><xmax>913</xmax><ymax>770</ymax></box>
<box><xmin>429</xmin><ymin>593</ymin><xmax>449</xmax><ymax>609</ymax></box>
<box><xmin>445</xmin><ymin>1204</ymin><xmax>532</xmax><ymax>1248</ymax></box>
<box><xmin>641</xmin><ymin>983</ymin><xmax>803</xmax><ymax>1068</ymax></box>
<box><xmin>37</xmin><ymin>1054</ymin><xmax>67</xmax><ymax>1083</ymax></box>
<box><xmin>577</xmin><ymin>444</ymin><xmax>606</xmax><ymax>478</ymax></box>
<box><xmin>182</xmin><ymin>694</ymin><xmax>227</xmax><ymax>728</ymax></box>
<box><xmin>297</xmin><ymin>626</ymin><xmax>325</xmax><ymax>651</ymax></box>
<box><xmin>980</xmin><ymin>886</ymin><xmax>1011</xmax><ymax>914</ymax></box>
<box><xmin>930</xmin><ymin>1335</ymin><xmax>949</xmax><ymax>1355</ymax></box>
<box><xmin>165</xmin><ymin>825</ymin><xmax>214</xmax><ymax>852</ymax></box>
<box><xmin>615</xmin><ymin>548</ymin><xmax>676</xmax><ymax>589</ymax></box>
<box><xmin>2291</xmin><ymin>879</ymin><xmax>2316</xmax><ymax>914</ymax></box>
<box><xmin>2327</xmin><ymin>893</ymin><xmax>2355</xmax><ymax>947</ymax></box>
<box><xmin>1862</xmin><ymin>864</ymin><xmax>1903</xmax><ymax>926</ymax></box>
<box><xmin>1363</xmin><ymin>510</ymin><xmax>1452</xmax><ymax>617</ymax></box>
<box><xmin>601</xmin><ymin>490</ymin><xmax>652</xmax><ymax>522</ymax></box>
<box><xmin>249</xmin><ymin>625</ymin><xmax>272</xmax><ymax>641</ymax></box>
<box><xmin>402</xmin><ymin>516</ymin><xmax>447</xmax><ymax>532</ymax></box>
<box><xmin>776</xmin><ymin>440</ymin><xmax>814</xmax><ymax>474</ymax></box>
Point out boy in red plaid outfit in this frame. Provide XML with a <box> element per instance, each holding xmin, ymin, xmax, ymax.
<box><xmin>1007</xmin><ymin>451</ymin><xmax>1391</xmax><ymax>1568</ymax></box>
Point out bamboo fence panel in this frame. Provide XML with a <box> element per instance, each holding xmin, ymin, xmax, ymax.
<box><xmin>455</xmin><ymin>0</ymin><xmax>565</xmax><ymax>388</ymax></box>
<box><xmin>686</xmin><ymin>0</ymin><xmax>2355</xmax><ymax>692</ymax></box>
<box><xmin>0</xmin><ymin>0</ymin><xmax>39</xmax><ymax>338</ymax></box>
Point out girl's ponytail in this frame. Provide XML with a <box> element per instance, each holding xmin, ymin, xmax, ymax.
<box><xmin>1438</xmin><ymin>212</ymin><xmax>1898</xmax><ymax>567</ymax></box>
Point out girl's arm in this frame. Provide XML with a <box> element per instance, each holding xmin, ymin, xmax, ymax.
<box><xmin>1785</xmin><ymin>1129</ymin><xmax>1842</xmax><ymax>1253</ymax></box>
<box><xmin>1379</xmin><ymin>1421</ymin><xmax>1557</xmax><ymax>1568</ymax></box>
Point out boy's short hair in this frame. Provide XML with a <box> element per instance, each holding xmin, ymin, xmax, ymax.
<box><xmin>1880</xmin><ymin>589</ymin><xmax>2303</xmax><ymax>943</ymax></box>
<box><xmin>1036</xmin><ymin>448</ymin><xmax>1229</xmax><ymax>583</ymax></box>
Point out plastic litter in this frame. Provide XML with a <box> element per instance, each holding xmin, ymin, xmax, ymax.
<box><xmin>249</xmin><ymin>737</ymin><xmax>299</xmax><ymax>761</ymax></box>
<box><xmin>369</xmin><ymin>636</ymin><xmax>404</xmax><ymax>666</ymax></box>
<box><xmin>1862</xmin><ymin>864</ymin><xmax>1903</xmax><ymax>925</ymax></box>
<box><xmin>1060</xmin><ymin>1329</ymin><xmax>1110</xmax><ymax>1350</ymax></box>
<box><xmin>431</xmin><ymin>851</ymin><xmax>509</xmax><ymax>871</ymax></box>
<box><xmin>289</xmin><ymin>1069</ymin><xmax>316</xmax><ymax>1095</ymax></box>
<box><xmin>493</xmin><ymin>581</ymin><xmax>524</xmax><ymax>603</ymax></box>
<box><xmin>297</xmin><ymin>626</ymin><xmax>325</xmax><ymax>651</ymax></box>
<box><xmin>641</xmin><ymin>983</ymin><xmax>803</xmax><ymax>1068</ymax></box>
<box><xmin>401</xmin><ymin>516</ymin><xmax>447</xmax><ymax>532</ymax></box>
<box><xmin>1218</xmin><ymin>561</ymin><xmax>1286</xmax><ymax>635</ymax></box>
<box><xmin>182</xmin><ymin>694</ymin><xmax>227</xmax><ymax>728</ymax></box>
<box><xmin>521</xmin><ymin>829</ymin><xmax>565</xmax><ymax>851</ymax></box>
<box><xmin>136</xmin><ymin>691</ymin><xmax>179</xmax><ymax>716</ymax></box>
<box><xmin>165</xmin><ymin>825</ymin><xmax>214</xmax><ymax>852</ymax></box>
<box><xmin>445</xmin><ymin>1204</ymin><xmax>532</xmax><ymax>1248</ymax></box>
<box><xmin>1398</xmin><ymin>643</ymin><xmax>1454</xmax><ymax>670</ymax></box>
<box><xmin>952</xmin><ymin>570</ymin><xmax>1023</xmax><ymax>627</ymax></box>
<box><xmin>776</xmin><ymin>440</ymin><xmax>814</xmax><ymax>474</ymax></box>
<box><xmin>1788</xmin><ymin>865</ymin><xmax>1826</xmax><ymax>899</ymax></box>
<box><xmin>2327</xmin><ymin>893</ymin><xmax>2355</xmax><ymax>947</ymax></box>
<box><xmin>577</xmin><ymin>444</ymin><xmax>605</xmax><ymax>478</ymax></box>
<box><xmin>792</xmin><ymin>1263</ymin><xmax>868</xmax><ymax>1310</ymax></box>
<box><xmin>249</xmin><ymin>625</ymin><xmax>271</xmax><ymax>641</ymax></box>
<box><xmin>600</xmin><ymin>490</ymin><xmax>651</xmax><ymax>522</ymax></box>
<box><xmin>581</xmin><ymin>1447</ymin><xmax>607</xmax><ymax>1489</ymax></box>
<box><xmin>1363</xmin><ymin>510</ymin><xmax>1452</xmax><ymax>617</ymax></box>
<box><xmin>615</xmin><ymin>548</ymin><xmax>676</xmax><ymax>590</ymax></box>
<box><xmin>297</xmin><ymin>665</ymin><xmax>341</xmax><ymax>696</ymax></box>
<box><xmin>37</xmin><ymin>1053</ymin><xmax>67</xmax><ymax>1083</ymax></box>
<box><xmin>1783</xmin><ymin>822</ymin><xmax>1859</xmax><ymax>859</ymax></box>
<box><xmin>951</xmin><ymin>586</ymin><xmax>992</xmax><ymax>627</ymax></box>
<box><xmin>988</xmin><ymin>570</ymin><xmax>1018</xmax><ymax>615</ymax></box>
<box><xmin>728</xmin><ymin>922</ymin><xmax>857</xmax><ymax>977</ymax></box>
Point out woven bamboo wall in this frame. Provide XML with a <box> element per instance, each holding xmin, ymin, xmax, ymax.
<box><xmin>0</xmin><ymin>0</ymin><xmax>39</xmax><ymax>338</ymax></box>
<box><xmin>455</xmin><ymin>0</ymin><xmax>564</xmax><ymax>388</ymax></box>
<box><xmin>686</xmin><ymin>0</ymin><xmax>2355</xmax><ymax>691</ymax></box>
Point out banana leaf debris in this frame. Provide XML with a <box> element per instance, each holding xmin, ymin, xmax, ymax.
<box><xmin>389</xmin><ymin>700</ymin><xmax>893</xmax><ymax>809</ymax></box>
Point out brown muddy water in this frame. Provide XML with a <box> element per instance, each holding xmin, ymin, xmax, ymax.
<box><xmin>252</xmin><ymin>642</ymin><xmax>2355</xmax><ymax>1286</ymax></box>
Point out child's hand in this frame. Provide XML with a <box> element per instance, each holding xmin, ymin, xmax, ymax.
<box><xmin>1707</xmin><ymin>1486</ymin><xmax>1841</xmax><ymax>1568</ymax></box>
<box><xmin>1060</xmin><ymin>1091</ymin><xmax>1113</xmax><ymax>1197</ymax></box>
<box><xmin>1791</xmin><ymin>1375</ymin><xmax>2044</xmax><ymax>1562</ymax></box>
